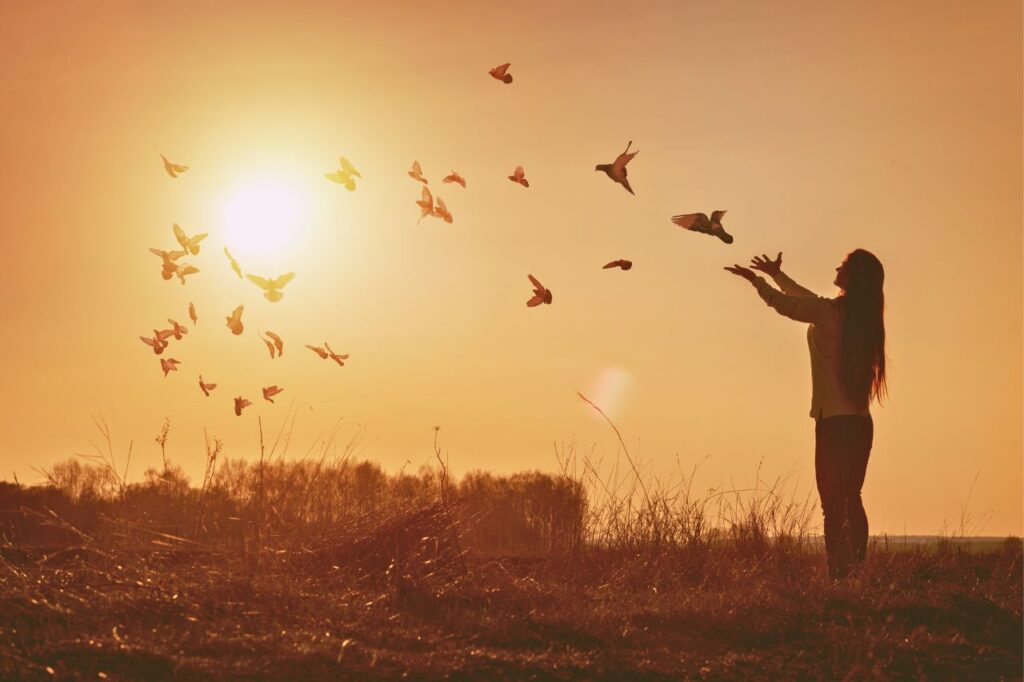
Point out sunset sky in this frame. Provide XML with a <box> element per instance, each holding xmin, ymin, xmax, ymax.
<box><xmin>1</xmin><ymin>1</ymin><xmax>1020</xmax><ymax>535</ymax></box>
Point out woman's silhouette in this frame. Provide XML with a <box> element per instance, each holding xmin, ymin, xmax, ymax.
<box><xmin>725</xmin><ymin>250</ymin><xmax>887</xmax><ymax>578</ymax></box>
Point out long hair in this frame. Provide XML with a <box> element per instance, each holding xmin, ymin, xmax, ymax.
<box><xmin>838</xmin><ymin>249</ymin><xmax>887</xmax><ymax>409</ymax></box>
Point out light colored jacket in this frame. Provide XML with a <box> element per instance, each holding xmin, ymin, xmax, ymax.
<box><xmin>752</xmin><ymin>271</ymin><xmax>870</xmax><ymax>419</ymax></box>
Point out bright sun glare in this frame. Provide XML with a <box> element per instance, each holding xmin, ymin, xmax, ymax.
<box><xmin>221</xmin><ymin>176</ymin><xmax>312</xmax><ymax>263</ymax></box>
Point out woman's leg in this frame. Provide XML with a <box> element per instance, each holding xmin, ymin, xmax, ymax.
<box><xmin>844</xmin><ymin>417</ymin><xmax>873</xmax><ymax>564</ymax></box>
<box><xmin>815</xmin><ymin>418</ymin><xmax>851</xmax><ymax>578</ymax></box>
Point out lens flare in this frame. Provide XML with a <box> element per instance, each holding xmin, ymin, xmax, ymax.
<box><xmin>584</xmin><ymin>366</ymin><xmax>634</xmax><ymax>420</ymax></box>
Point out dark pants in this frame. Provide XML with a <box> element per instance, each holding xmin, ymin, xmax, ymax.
<box><xmin>815</xmin><ymin>415</ymin><xmax>873</xmax><ymax>578</ymax></box>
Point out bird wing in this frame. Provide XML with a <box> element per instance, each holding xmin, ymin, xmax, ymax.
<box><xmin>140</xmin><ymin>336</ymin><xmax>157</xmax><ymax>347</ymax></box>
<box><xmin>325</xmin><ymin>171</ymin><xmax>346</xmax><ymax>184</ymax></box>
<box><xmin>671</xmin><ymin>213</ymin><xmax>710</xmax><ymax>231</ymax></box>
<box><xmin>434</xmin><ymin>197</ymin><xmax>447</xmax><ymax>214</ymax></box>
<box><xmin>526</xmin><ymin>293</ymin><xmax>544</xmax><ymax>307</ymax></box>
<box><xmin>339</xmin><ymin>157</ymin><xmax>360</xmax><ymax>177</ymax></box>
<box><xmin>710</xmin><ymin>210</ymin><xmax>727</xmax><ymax>224</ymax></box>
<box><xmin>612</xmin><ymin>147</ymin><xmax>638</xmax><ymax>175</ymax></box>
<box><xmin>266</xmin><ymin>331</ymin><xmax>284</xmax><ymax>353</ymax></box>
<box><xmin>602</xmin><ymin>261</ymin><xmax>619</xmax><ymax>269</ymax></box>
<box><xmin>620</xmin><ymin>177</ymin><xmax>635</xmax><ymax>195</ymax></box>
<box><xmin>528</xmin><ymin>274</ymin><xmax>544</xmax><ymax>291</ymax></box>
<box><xmin>172</xmin><ymin>223</ymin><xmax>188</xmax><ymax>248</ymax></box>
<box><xmin>513</xmin><ymin>165</ymin><xmax>524</xmax><ymax>178</ymax></box>
<box><xmin>271</xmin><ymin>272</ymin><xmax>296</xmax><ymax>289</ymax></box>
<box><xmin>492</xmin><ymin>63</ymin><xmax>510</xmax><ymax>77</ymax></box>
<box><xmin>247</xmin><ymin>274</ymin><xmax>272</xmax><ymax>290</ymax></box>
<box><xmin>231</xmin><ymin>305</ymin><xmax>244</xmax><ymax>321</ymax></box>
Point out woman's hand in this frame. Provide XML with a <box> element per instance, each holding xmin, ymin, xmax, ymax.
<box><xmin>750</xmin><ymin>252</ymin><xmax>783</xmax><ymax>277</ymax></box>
<box><xmin>724</xmin><ymin>264</ymin><xmax>760</xmax><ymax>283</ymax></box>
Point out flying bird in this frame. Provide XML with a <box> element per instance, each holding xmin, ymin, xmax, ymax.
<box><xmin>595</xmin><ymin>141</ymin><xmax>638</xmax><ymax>195</ymax></box>
<box><xmin>262</xmin><ymin>385</ymin><xmax>284</xmax><ymax>403</ymax></box>
<box><xmin>325</xmin><ymin>156</ymin><xmax>362</xmax><ymax>191</ymax></box>
<box><xmin>526</xmin><ymin>274</ymin><xmax>552</xmax><ymax>307</ymax></box>
<box><xmin>160</xmin><ymin>358</ymin><xmax>181</xmax><ymax>377</ymax></box>
<box><xmin>443</xmin><ymin>171</ymin><xmax>466</xmax><ymax>188</ymax></box>
<box><xmin>415</xmin><ymin>186</ymin><xmax>434</xmax><ymax>223</ymax></box>
<box><xmin>225</xmin><ymin>305</ymin><xmax>244</xmax><ymax>335</ymax></box>
<box><xmin>408</xmin><ymin>161</ymin><xmax>429</xmax><ymax>185</ymax></box>
<box><xmin>234</xmin><ymin>396</ymin><xmax>252</xmax><ymax>416</ymax></box>
<box><xmin>160</xmin><ymin>154</ymin><xmax>189</xmax><ymax>178</ymax></box>
<box><xmin>508</xmin><ymin>165</ymin><xmax>529</xmax><ymax>187</ymax></box>
<box><xmin>260</xmin><ymin>334</ymin><xmax>277</xmax><ymax>359</ymax></box>
<box><xmin>489</xmin><ymin>63</ymin><xmax>513</xmax><ymax>84</ymax></box>
<box><xmin>172</xmin><ymin>224</ymin><xmax>208</xmax><ymax>255</ymax></box>
<box><xmin>671</xmin><ymin>211</ymin><xmax>733</xmax><ymax>244</ymax></box>
<box><xmin>188</xmin><ymin>302</ymin><xmax>197</xmax><ymax>325</ymax></box>
<box><xmin>198</xmin><ymin>375</ymin><xmax>217</xmax><ymax>397</ymax></box>
<box><xmin>306</xmin><ymin>344</ymin><xmax>329</xmax><ymax>359</ymax></box>
<box><xmin>165</xmin><ymin>319</ymin><xmax>188</xmax><ymax>340</ymax></box>
<box><xmin>247</xmin><ymin>272</ymin><xmax>296</xmax><ymax>303</ymax></box>
<box><xmin>325</xmin><ymin>342</ymin><xmax>350</xmax><ymax>367</ymax></box>
<box><xmin>174</xmin><ymin>264</ymin><xmax>199</xmax><ymax>286</ymax></box>
<box><xmin>432</xmin><ymin>196</ymin><xmax>453</xmax><ymax>224</ymax></box>
<box><xmin>224</xmin><ymin>247</ymin><xmax>243</xmax><ymax>279</ymax></box>
<box><xmin>603</xmin><ymin>259</ymin><xmax>633</xmax><ymax>270</ymax></box>
<box><xmin>264</xmin><ymin>331</ymin><xmax>284</xmax><ymax>357</ymax></box>
<box><xmin>150</xmin><ymin>248</ymin><xmax>186</xmax><ymax>280</ymax></box>
<box><xmin>140</xmin><ymin>331</ymin><xmax>171</xmax><ymax>355</ymax></box>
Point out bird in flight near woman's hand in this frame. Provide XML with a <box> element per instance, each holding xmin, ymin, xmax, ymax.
<box><xmin>596</xmin><ymin>141</ymin><xmax>638</xmax><ymax>195</ymax></box>
<box><xmin>671</xmin><ymin>211</ymin><xmax>733</xmax><ymax>244</ymax></box>
<box><xmin>262</xmin><ymin>385</ymin><xmax>284</xmax><ymax>403</ymax></box>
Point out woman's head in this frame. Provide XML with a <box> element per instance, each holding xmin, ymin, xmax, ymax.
<box><xmin>835</xmin><ymin>249</ymin><xmax>885</xmax><ymax>294</ymax></box>
<box><xmin>837</xmin><ymin>249</ymin><xmax>887</xmax><ymax>409</ymax></box>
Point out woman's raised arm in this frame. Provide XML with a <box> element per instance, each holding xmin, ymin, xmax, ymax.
<box><xmin>725</xmin><ymin>264</ymin><xmax>830</xmax><ymax>325</ymax></box>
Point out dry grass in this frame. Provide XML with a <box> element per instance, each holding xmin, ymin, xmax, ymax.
<box><xmin>0</xmin><ymin>418</ymin><xmax>1020</xmax><ymax>679</ymax></box>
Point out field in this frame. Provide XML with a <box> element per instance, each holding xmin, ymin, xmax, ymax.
<box><xmin>1</xmin><ymin>432</ymin><xmax>1021</xmax><ymax>681</ymax></box>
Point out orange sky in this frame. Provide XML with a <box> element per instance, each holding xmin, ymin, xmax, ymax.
<box><xmin>1</xmin><ymin>1</ymin><xmax>1021</xmax><ymax>535</ymax></box>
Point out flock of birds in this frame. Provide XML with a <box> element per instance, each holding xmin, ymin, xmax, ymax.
<box><xmin>148</xmin><ymin>62</ymin><xmax>736</xmax><ymax>415</ymax></box>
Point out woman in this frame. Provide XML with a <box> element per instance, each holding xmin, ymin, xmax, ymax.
<box><xmin>725</xmin><ymin>250</ymin><xmax>887</xmax><ymax>578</ymax></box>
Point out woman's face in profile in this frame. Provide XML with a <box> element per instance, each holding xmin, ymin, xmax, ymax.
<box><xmin>835</xmin><ymin>257</ymin><xmax>850</xmax><ymax>289</ymax></box>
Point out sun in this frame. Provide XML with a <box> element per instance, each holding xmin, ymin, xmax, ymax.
<box><xmin>220</xmin><ymin>174</ymin><xmax>313</xmax><ymax>265</ymax></box>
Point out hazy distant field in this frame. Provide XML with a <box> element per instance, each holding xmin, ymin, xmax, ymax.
<box><xmin>1</xmin><ymin>452</ymin><xmax>1020</xmax><ymax>680</ymax></box>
